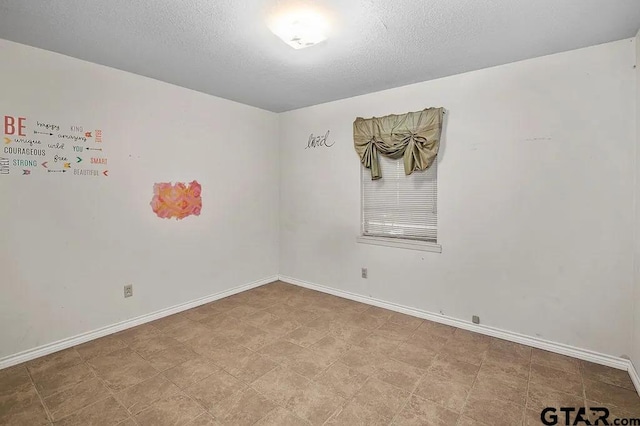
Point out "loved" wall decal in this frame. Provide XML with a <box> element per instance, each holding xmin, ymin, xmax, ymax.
<box><xmin>305</xmin><ymin>130</ymin><xmax>335</xmax><ymax>149</ymax></box>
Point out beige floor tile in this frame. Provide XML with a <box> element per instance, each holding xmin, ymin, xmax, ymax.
<box><xmin>116</xmin><ymin>374</ymin><xmax>181</xmax><ymax>415</ymax></box>
<box><xmin>184</xmin><ymin>368</ymin><xmax>246</xmax><ymax>412</ymax></box>
<box><xmin>43</xmin><ymin>376</ymin><xmax>110</xmax><ymax>421</ymax></box>
<box><xmin>286</xmin><ymin>381</ymin><xmax>346</xmax><ymax>425</ymax></box>
<box><xmin>413</xmin><ymin>372</ymin><xmax>473</xmax><ymax>413</ymax></box>
<box><xmin>134</xmin><ymin>391</ymin><xmax>204</xmax><ymax>426</ymax></box>
<box><xmin>182</xmin><ymin>304</ymin><xmax>224</xmax><ymax>323</ymax></box>
<box><xmin>114</xmin><ymin>323</ymin><xmax>161</xmax><ymax>346</ymax></box>
<box><xmin>0</xmin><ymin>365</ymin><xmax>32</xmax><ymax>397</ymax></box>
<box><xmin>251</xmin><ymin>365</ymin><xmax>310</xmax><ymax>406</ymax></box>
<box><xmin>529</xmin><ymin>364</ymin><xmax>583</xmax><ymax>397</ymax></box>
<box><xmin>0</xmin><ymin>385</ymin><xmax>49</xmax><ymax>426</ymax></box>
<box><xmin>373</xmin><ymin>321</ymin><xmax>416</xmax><ymax>342</ymax></box>
<box><xmin>233</xmin><ymin>324</ymin><xmax>278</xmax><ymax>351</ymax></box>
<box><xmin>314</xmin><ymin>362</ymin><xmax>368</xmax><ymax>399</ymax></box>
<box><xmin>428</xmin><ymin>356</ymin><xmax>480</xmax><ymax>385</ymax></box>
<box><xmin>462</xmin><ymin>395</ymin><xmax>525</xmax><ymax>426</ymax></box>
<box><xmin>362</xmin><ymin>306</ymin><xmax>394</xmax><ymax>321</ymax></box>
<box><xmin>145</xmin><ymin>344</ymin><xmax>198</xmax><ymax>372</ymax></box>
<box><xmin>204</xmin><ymin>343</ymin><xmax>253</xmax><ymax>370</ymax></box>
<box><xmin>27</xmin><ymin>348</ymin><xmax>83</xmax><ymax>379</ymax></box>
<box><xmin>265</xmin><ymin>304</ymin><xmax>314</xmax><ymax>324</ymax></box>
<box><xmin>259</xmin><ymin>340</ymin><xmax>307</xmax><ymax>365</ymax></box>
<box><xmin>438</xmin><ymin>337</ymin><xmax>489</xmax><ymax>366</ymax></box>
<box><xmin>488</xmin><ymin>339</ymin><xmax>532</xmax><ymax>361</ymax></box>
<box><xmin>33</xmin><ymin>362</ymin><xmax>95</xmax><ymax>397</ymax></box>
<box><xmin>481</xmin><ymin>350</ymin><xmax>530</xmax><ymax>380</ymax></box>
<box><xmin>344</xmin><ymin>377</ymin><xmax>410</xmax><ymax>424</ymax></box>
<box><xmin>259</xmin><ymin>317</ymin><xmax>302</xmax><ymax>338</ymax></box>
<box><xmin>387</xmin><ymin>312</ymin><xmax>424</xmax><ymax>330</ymax></box>
<box><xmin>391</xmin><ymin>341</ymin><xmax>438</xmax><ymax>370</ymax></box>
<box><xmin>393</xmin><ymin>394</ymin><xmax>459</xmax><ymax>426</ymax></box>
<box><xmin>150</xmin><ymin>313</ymin><xmax>193</xmax><ymax>332</ymax></box>
<box><xmin>372</xmin><ymin>357</ymin><xmax>426</xmax><ymax>392</ymax></box>
<box><xmin>225</xmin><ymin>304</ymin><xmax>261</xmax><ymax>319</ymax></box>
<box><xmin>344</xmin><ymin>311</ymin><xmax>389</xmax><ymax>331</ymax></box>
<box><xmin>128</xmin><ymin>335</ymin><xmax>181</xmax><ymax>359</ymax></box>
<box><xmin>457</xmin><ymin>415</ymin><xmax>489</xmax><ymax>426</ymax></box>
<box><xmin>254</xmin><ymin>406</ymin><xmax>310</xmax><ymax>425</ymax></box>
<box><xmin>211</xmin><ymin>387</ymin><xmax>276</xmax><ymax>425</ymax></box>
<box><xmin>326</xmin><ymin>321</ymin><xmax>371</xmax><ymax>345</ymax></box>
<box><xmin>584</xmin><ymin>378</ymin><xmax>640</xmax><ymax>415</ymax></box>
<box><xmin>325</xmin><ymin>401</ymin><xmax>388</xmax><ymax>425</ymax></box>
<box><xmin>186</xmin><ymin>413</ymin><xmax>222</xmax><ymax>425</ymax></box>
<box><xmin>183</xmin><ymin>333</ymin><xmax>230</xmax><ymax>358</ymax></box>
<box><xmin>287</xmin><ymin>348</ymin><xmax>334</xmax><ymax>379</ymax></box>
<box><xmin>526</xmin><ymin>382</ymin><xmax>585</xmax><ymax>412</ymax></box>
<box><xmin>7</xmin><ymin>285</ymin><xmax>628</xmax><ymax>426</ymax></box>
<box><xmin>163</xmin><ymin>356</ymin><xmax>221</xmax><ymax>389</ymax></box>
<box><xmin>468</xmin><ymin>371</ymin><xmax>528</xmax><ymax>406</ymax></box>
<box><xmin>356</xmin><ymin>332</ymin><xmax>402</xmax><ymax>355</ymax></box>
<box><xmin>580</xmin><ymin>361</ymin><xmax>635</xmax><ymax>391</ymax></box>
<box><xmin>87</xmin><ymin>347</ymin><xmax>157</xmax><ymax>392</ymax></box>
<box><xmin>309</xmin><ymin>335</ymin><xmax>352</xmax><ymax>361</ymax></box>
<box><xmin>54</xmin><ymin>396</ymin><xmax>129</xmax><ymax>426</ymax></box>
<box><xmin>409</xmin><ymin>325</ymin><xmax>452</xmax><ymax>351</ymax></box>
<box><xmin>243</xmin><ymin>310</ymin><xmax>280</xmax><ymax>327</ymax></box>
<box><xmin>207</xmin><ymin>343</ymin><xmax>277</xmax><ymax>383</ymax></box>
<box><xmin>75</xmin><ymin>335</ymin><xmax>127</xmax><ymax>361</ymax></box>
<box><xmin>587</xmin><ymin>399</ymin><xmax>640</xmax><ymax>423</ymax></box>
<box><xmin>416</xmin><ymin>321</ymin><xmax>457</xmax><ymax>339</ymax></box>
<box><xmin>339</xmin><ymin>345</ymin><xmax>387</xmax><ymax>376</ymax></box>
<box><xmin>163</xmin><ymin>320</ymin><xmax>216</xmax><ymax>343</ymax></box>
<box><xmin>284</xmin><ymin>326</ymin><xmax>328</xmax><ymax>348</ymax></box>
<box><xmin>531</xmin><ymin>349</ymin><xmax>580</xmax><ymax>375</ymax></box>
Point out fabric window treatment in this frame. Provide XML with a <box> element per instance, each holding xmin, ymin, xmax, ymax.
<box><xmin>354</xmin><ymin>107</ymin><xmax>444</xmax><ymax>180</ymax></box>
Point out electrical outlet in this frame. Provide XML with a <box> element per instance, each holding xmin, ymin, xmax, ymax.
<box><xmin>361</xmin><ymin>268</ymin><xmax>368</xmax><ymax>279</ymax></box>
<box><xmin>124</xmin><ymin>284</ymin><xmax>133</xmax><ymax>298</ymax></box>
<box><xmin>472</xmin><ymin>315</ymin><xmax>480</xmax><ymax>324</ymax></box>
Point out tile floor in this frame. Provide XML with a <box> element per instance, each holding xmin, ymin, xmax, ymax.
<box><xmin>1</xmin><ymin>281</ymin><xmax>639</xmax><ymax>425</ymax></box>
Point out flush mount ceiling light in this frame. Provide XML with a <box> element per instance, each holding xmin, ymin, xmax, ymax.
<box><xmin>269</xmin><ymin>9</ymin><xmax>329</xmax><ymax>49</ymax></box>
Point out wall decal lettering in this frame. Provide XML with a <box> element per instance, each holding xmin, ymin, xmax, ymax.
<box><xmin>305</xmin><ymin>130</ymin><xmax>334</xmax><ymax>149</ymax></box>
<box><xmin>2</xmin><ymin>115</ymin><xmax>108</xmax><ymax>178</ymax></box>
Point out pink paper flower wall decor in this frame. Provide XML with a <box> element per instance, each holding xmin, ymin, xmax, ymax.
<box><xmin>150</xmin><ymin>180</ymin><xmax>202</xmax><ymax>220</ymax></box>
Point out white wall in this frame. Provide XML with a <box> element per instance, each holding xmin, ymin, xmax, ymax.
<box><xmin>0</xmin><ymin>40</ymin><xmax>279</xmax><ymax>359</ymax></box>
<box><xmin>279</xmin><ymin>39</ymin><xmax>636</xmax><ymax>358</ymax></box>
<box><xmin>633</xmin><ymin>30</ymin><xmax>640</xmax><ymax>370</ymax></box>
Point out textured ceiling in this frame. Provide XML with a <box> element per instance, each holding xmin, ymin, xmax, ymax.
<box><xmin>1</xmin><ymin>0</ymin><xmax>639</xmax><ymax>112</ymax></box>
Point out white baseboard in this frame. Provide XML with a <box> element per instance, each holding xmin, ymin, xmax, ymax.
<box><xmin>0</xmin><ymin>275</ymin><xmax>278</xmax><ymax>370</ymax></box>
<box><xmin>279</xmin><ymin>275</ymin><xmax>635</xmax><ymax>376</ymax></box>
<box><xmin>629</xmin><ymin>362</ymin><xmax>640</xmax><ymax>394</ymax></box>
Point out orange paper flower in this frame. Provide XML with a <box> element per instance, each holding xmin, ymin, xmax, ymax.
<box><xmin>151</xmin><ymin>180</ymin><xmax>202</xmax><ymax>220</ymax></box>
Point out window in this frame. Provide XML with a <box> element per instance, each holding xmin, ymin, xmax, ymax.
<box><xmin>361</xmin><ymin>155</ymin><xmax>438</xmax><ymax>245</ymax></box>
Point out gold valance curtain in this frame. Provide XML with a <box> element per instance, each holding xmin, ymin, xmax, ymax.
<box><xmin>354</xmin><ymin>107</ymin><xmax>444</xmax><ymax>180</ymax></box>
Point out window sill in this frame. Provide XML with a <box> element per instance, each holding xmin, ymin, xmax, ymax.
<box><xmin>356</xmin><ymin>236</ymin><xmax>442</xmax><ymax>253</ymax></box>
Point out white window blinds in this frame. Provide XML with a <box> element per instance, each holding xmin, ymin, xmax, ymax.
<box><xmin>361</xmin><ymin>155</ymin><xmax>437</xmax><ymax>242</ymax></box>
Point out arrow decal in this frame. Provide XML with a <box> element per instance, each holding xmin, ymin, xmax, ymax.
<box><xmin>63</xmin><ymin>163</ymin><xmax>71</xmax><ymax>169</ymax></box>
<box><xmin>76</xmin><ymin>157</ymin><xmax>82</xmax><ymax>163</ymax></box>
<box><xmin>3</xmin><ymin>137</ymin><xmax>11</xmax><ymax>145</ymax></box>
<box><xmin>22</xmin><ymin>169</ymin><xmax>31</xmax><ymax>175</ymax></box>
<box><xmin>47</xmin><ymin>169</ymin><xmax>66</xmax><ymax>173</ymax></box>
<box><xmin>85</xmin><ymin>147</ymin><xmax>102</xmax><ymax>151</ymax></box>
<box><xmin>103</xmin><ymin>170</ymin><xmax>109</xmax><ymax>177</ymax></box>
<box><xmin>34</xmin><ymin>131</ymin><xmax>53</xmax><ymax>136</ymax></box>
<box><xmin>41</xmin><ymin>161</ymin><xmax>48</xmax><ymax>168</ymax></box>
